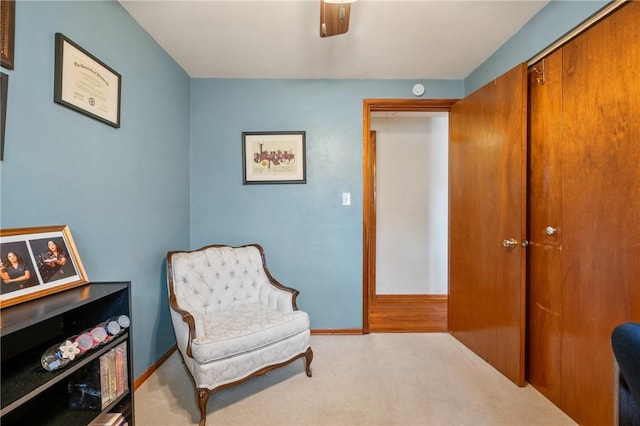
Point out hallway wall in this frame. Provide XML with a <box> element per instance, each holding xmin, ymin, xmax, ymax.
<box><xmin>372</xmin><ymin>114</ymin><xmax>449</xmax><ymax>295</ymax></box>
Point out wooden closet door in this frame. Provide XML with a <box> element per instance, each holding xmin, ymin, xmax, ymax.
<box><xmin>527</xmin><ymin>51</ymin><xmax>563</xmax><ymax>406</ymax></box>
<box><xmin>449</xmin><ymin>63</ymin><xmax>528</xmax><ymax>386</ymax></box>
<box><xmin>560</xmin><ymin>3</ymin><xmax>640</xmax><ymax>424</ymax></box>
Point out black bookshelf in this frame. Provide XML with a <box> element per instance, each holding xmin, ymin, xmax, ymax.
<box><xmin>0</xmin><ymin>282</ymin><xmax>134</xmax><ymax>426</ymax></box>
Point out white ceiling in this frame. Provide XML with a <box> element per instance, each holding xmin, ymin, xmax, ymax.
<box><xmin>118</xmin><ymin>0</ymin><xmax>549</xmax><ymax>79</ymax></box>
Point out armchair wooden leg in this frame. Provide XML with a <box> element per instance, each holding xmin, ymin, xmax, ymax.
<box><xmin>197</xmin><ymin>388</ymin><xmax>211</xmax><ymax>426</ymax></box>
<box><xmin>304</xmin><ymin>347</ymin><xmax>314</xmax><ymax>377</ymax></box>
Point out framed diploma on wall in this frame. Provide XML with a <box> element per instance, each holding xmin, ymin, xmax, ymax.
<box><xmin>1</xmin><ymin>72</ymin><xmax>7</xmax><ymax>160</ymax></box>
<box><xmin>54</xmin><ymin>33</ymin><xmax>121</xmax><ymax>128</ymax></box>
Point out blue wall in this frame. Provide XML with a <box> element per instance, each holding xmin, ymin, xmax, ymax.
<box><xmin>187</xmin><ymin>0</ymin><xmax>610</xmax><ymax>330</ymax></box>
<box><xmin>0</xmin><ymin>1</ymin><xmax>190</xmax><ymax>379</ymax></box>
<box><xmin>465</xmin><ymin>0</ymin><xmax>610</xmax><ymax>94</ymax></box>
<box><xmin>1</xmin><ymin>0</ymin><xmax>611</xmax><ymax>379</ymax></box>
<box><xmin>189</xmin><ymin>79</ymin><xmax>462</xmax><ymax>329</ymax></box>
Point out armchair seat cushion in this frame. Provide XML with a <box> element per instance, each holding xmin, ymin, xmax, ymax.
<box><xmin>192</xmin><ymin>304</ymin><xmax>310</xmax><ymax>363</ymax></box>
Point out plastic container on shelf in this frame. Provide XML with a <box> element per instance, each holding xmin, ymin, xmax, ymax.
<box><xmin>41</xmin><ymin>334</ymin><xmax>89</xmax><ymax>372</ymax></box>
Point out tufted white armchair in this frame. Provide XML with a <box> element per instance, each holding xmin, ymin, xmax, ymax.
<box><xmin>166</xmin><ymin>244</ymin><xmax>313</xmax><ymax>426</ymax></box>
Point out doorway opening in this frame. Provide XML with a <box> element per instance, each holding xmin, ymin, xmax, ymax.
<box><xmin>362</xmin><ymin>99</ymin><xmax>457</xmax><ymax>333</ymax></box>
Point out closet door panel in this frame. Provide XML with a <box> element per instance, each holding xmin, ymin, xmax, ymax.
<box><xmin>560</xmin><ymin>3</ymin><xmax>640</xmax><ymax>424</ymax></box>
<box><xmin>527</xmin><ymin>51</ymin><xmax>563</xmax><ymax>406</ymax></box>
<box><xmin>449</xmin><ymin>63</ymin><xmax>527</xmax><ymax>386</ymax></box>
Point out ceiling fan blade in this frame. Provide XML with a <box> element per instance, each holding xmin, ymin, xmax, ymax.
<box><xmin>320</xmin><ymin>1</ymin><xmax>352</xmax><ymax>38</ymax></box>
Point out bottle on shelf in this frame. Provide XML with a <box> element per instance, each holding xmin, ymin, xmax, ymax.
<box><xmin>75</xmin><ymin>332</ymin><xmax>94</xmax><ymax>353</ymax></box>
<box><xmin>114</xmin><ymin>314</ymin><xmax>131</xmax><ymax>330</ymax></box>
<box><xmin>40</xmin><ymin>314</ymin><xmax>131</xmax><ymax>371</ymax></box>
<box><xmin>96</xmin><ymin>314</ymin><xmax>131</xmax><ymax>344</ymax></box>
<box><xmin>41</xmin><ymin>333</ymin><xmax>91</xmax><ymax>372</ymax></box>
<box><xmin>96</xmin><ymin>319</ymin><xmax>120</xmax><ymax>344</ymax></box>
<box><xmin>41</xmin><ymin>342</ymin><xmax>72</xmax><ymax>371</ymax></box>
<box><xmin>89</xmin><ymin>325</ymin><xmax>108</xmax><ymax>347</ymax></box>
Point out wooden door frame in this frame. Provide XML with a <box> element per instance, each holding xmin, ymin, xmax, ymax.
<box><xmin>362</xmin><ymin>98</ymin><xmax>458</xmax><ymax>333</ymax></box>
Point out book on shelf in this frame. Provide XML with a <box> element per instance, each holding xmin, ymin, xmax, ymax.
<box><xmin>106</xmin><ymin>347</ymin><xmax>117</xmax><ymax>403</ymax></box>
<box><xmin>115</xmin><ymin>342</ymin><xmax>128</xmax><ymax>396</ymax></box>
<box><xmin>100</xmin><ymin>350</ymin><xmax>111</xmax><ymax>408</ymax></box>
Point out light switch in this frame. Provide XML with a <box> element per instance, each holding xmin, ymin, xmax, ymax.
<box><xmin>342</xmin><ymin>192</ymin><xmax>351</xmax><ymax>206</ymax></box>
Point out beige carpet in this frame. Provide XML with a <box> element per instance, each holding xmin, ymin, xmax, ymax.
<box><xmin>134</xmin><ymin>333</ymin><xmax>577</xmax><ymax>426</ymax></box>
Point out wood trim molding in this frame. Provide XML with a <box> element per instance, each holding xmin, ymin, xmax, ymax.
<box><xmin>134</xmin><ymin>344</ymin><xmax>177</xmax><ymax>390</ymax></box>
<box><xmin>364</xmin><ymin>98</ymin><xmax>458</xmax><ymax>112</ymax></box>
<box><xmin>311</xmin><ymin>328</ymin><xmax>363</xmax><ymax>335</ymax></box>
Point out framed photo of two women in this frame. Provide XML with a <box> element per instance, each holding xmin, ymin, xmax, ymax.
<box><xmin>0</xmin><ymin>225</ymin><xmax>89</xmax><ymax>308</ymax></box>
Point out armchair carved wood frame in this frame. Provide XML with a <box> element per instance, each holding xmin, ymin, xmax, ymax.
<box><xmin>167</xmin><ymin>244</ymin><xmax>313</xmax><ymax>426</ymax></box>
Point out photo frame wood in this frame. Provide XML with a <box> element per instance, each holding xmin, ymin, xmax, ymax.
<box><xmin>0</xmin><ymin>225</ymin><xmax>89</xmax><ymax>308</ymax></box>
<box><xmin>54</xmin><ymin>33</ymin><xmax>121</xmax><ymax>128</ymax></box>
<box><xmin>242</xmin><ymin>131</ymin><xmax>306</xmax><ymax>184</ymax></box>
<box><xmin>1</xmin><ymin>0</ymin><xmax>15</xmax><ymax>70</ymax></box>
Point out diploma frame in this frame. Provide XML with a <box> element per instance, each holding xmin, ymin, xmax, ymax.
<box><xmin>54</xmin><ymin>33</ymin><xmax>121</xmax><ymax>128</ymax></box>
<box><xmin>0</xmin><ymin>225</ymin><xmax>89</xmax><ymax>308</ymax></box>
<box><xmin>1</xmin><ymin>72</ymin><xmax>7</xmax><ymax>161</ymax></box>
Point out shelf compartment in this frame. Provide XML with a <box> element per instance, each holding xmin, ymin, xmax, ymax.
<box><xmin>0</xmin><ymin>282</ymin><xmax>134</xmax><ymax>426</ymax></box>
<box><xmin>1</xmin><ymin>334</ymin><xmax>128</xmax><ymax>415</ymax></box>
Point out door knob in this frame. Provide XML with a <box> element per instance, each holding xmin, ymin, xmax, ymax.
<box><xmin>545</xmin><ymin>226</ymin><xmax>557</xmax><ymax>235</ymax></box>
<box><xmin>502</xmin><ymin>238</ymin><xmax>518</xmax><ymax>248</ymax></box>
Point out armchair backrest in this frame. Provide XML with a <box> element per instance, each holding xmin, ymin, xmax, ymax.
<box><xmin>168</xmin><ymin>244</ymin><xmax>271</xmax><ymax>315</ymax></box>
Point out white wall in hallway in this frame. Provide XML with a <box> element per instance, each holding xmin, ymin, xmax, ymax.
<box><xmin>372</xmin><ymin>112</ymin><xmax>448</xmax><ymax>295</ymax></box>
